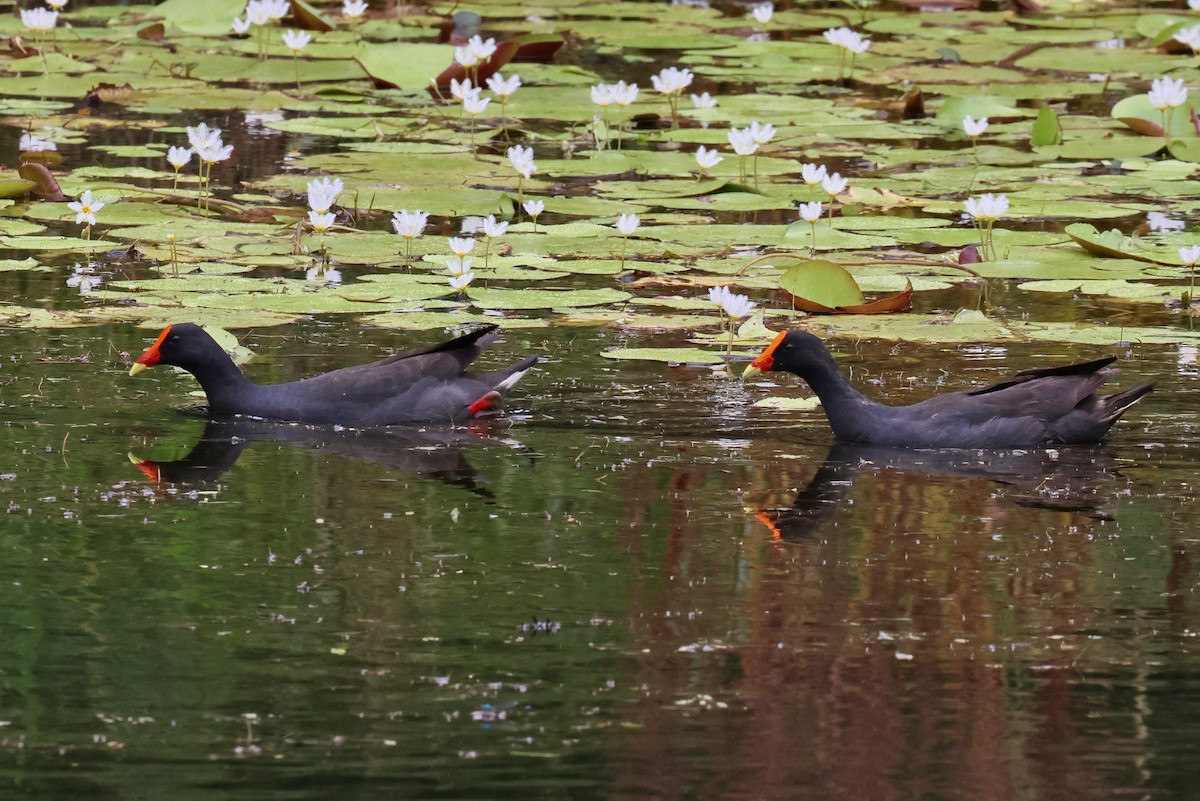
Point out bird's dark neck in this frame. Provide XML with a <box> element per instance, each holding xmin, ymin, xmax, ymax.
<box><xmin>181</xmin><ymin>352</ymin><xmax>259</xmax><ymax>416</ymax></box>
<box><xmin>798</xmin><ymin>348</ymin><xmax>886</xmax><ymax>442</ymax></box>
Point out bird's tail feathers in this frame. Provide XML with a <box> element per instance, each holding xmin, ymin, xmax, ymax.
<box><xmin>1100</xmin><ymin>382</ymin><xmax>1154</xmax><ymax>422</ymax></box>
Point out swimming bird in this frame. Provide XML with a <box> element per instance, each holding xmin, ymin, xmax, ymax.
<box><xmin>129</xmin><ymin>323</ymin><xmax>536</xmax><ymax>426</ymax></box>
<box><xmin>743</xmin><ymin>330</ymin><xmax>1153</xmax><ymax>448</ymax></box>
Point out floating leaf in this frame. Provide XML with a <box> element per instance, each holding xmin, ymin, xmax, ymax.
<box><xmin>778</xmin><ymin>260</ymin><xmax>864</xmax><ymax>311</ymax></box>
<box><xmin>753</xmin><ymin>396</ymin><xmax>823</xmax><ymax>410</ymax></box>
<box><xmin>466</xmin><ymin>287</ymin><xmax>632</xmax><ymax>310</ymax></box>
<box><xmin>1065</xmin><ymin>222</ymin><xmax>1173</xmax><ymax>264</ymax></box>
<box><xmin>1031</xmin><ymin>105</ymin><xmax>1061</xmax><ymax>147</ymax></box>
<box><xmin>356</xmin><ymin>43</ymin><xmax>458</xmax><ymax>91</ymax></box>
<box><xmin>600</xmin><ymin>347</ymin><xmax>728</xmax><ymax>365</ymax></box>
<box><xmin>0</xmin><ymin>178</ymin><xmax>36</xmax><ymax>199</ymax></box>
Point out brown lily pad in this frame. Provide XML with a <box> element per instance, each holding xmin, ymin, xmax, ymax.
<box><xmin>17</xmin><ymin>163</ymin><xmax>67</xmax><ymax>201</ymax></box>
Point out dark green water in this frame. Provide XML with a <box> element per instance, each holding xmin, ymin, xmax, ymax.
<box><xmin>1</xmin><ymin>312</ymin><xmax>1198</xmax><ymax>800</ymax></box>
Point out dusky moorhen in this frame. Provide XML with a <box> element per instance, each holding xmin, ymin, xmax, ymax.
<box><xmin>129</xmin><ymin>323</ymin><xmax>536</xmax><ymax>426</ymax></box>
<box><xmin>743</xmin><ymin>330</ymin><xmax>1153</xmax><ymax>448</ymax></box>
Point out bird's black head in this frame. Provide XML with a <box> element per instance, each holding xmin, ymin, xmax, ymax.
<box><xmin>747</xmin><ymin>330</ymin><xmax>825</xmax><ymax>374</ymax></box>
<box><xmin>129</xmin><ymin>323</ymin><xmax>217</xmax><ymax>375</ymax></box>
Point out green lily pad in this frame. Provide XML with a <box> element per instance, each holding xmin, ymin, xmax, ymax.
<box><xmin>778</xmin><ymin>260</ymin><xmax>865</xmax><ymax>309</ymax></box>
<box><xmin>0</xmin><ymin>235</ymin><xmax>120</xmax><ymax>252</ymax></box>
<box><xmin>355</xmin><ymin>43</ymin><xmax>454</xmax><ymax>91</ymax></box>
<box><xmin>599</xmin><ymin>347</ymin><xmax>729</xmax><ymax>365</ymax></box>
<box><xmin>753</xmin><ymin>396</ymin><xmax>823</xmax><ymax>410</ymax></box>
<box><xmin>466</xmin><ymin>287</ymin><xmax>632</xmax><ymax>310</ymax></box>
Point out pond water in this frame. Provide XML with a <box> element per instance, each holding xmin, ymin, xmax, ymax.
<box><xmin>2</xmin><ymin>306</ymin><xmax>1198</xmax><ymax>800</ymax></box>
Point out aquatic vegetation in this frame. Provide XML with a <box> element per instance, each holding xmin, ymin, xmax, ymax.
<box><xmin>4</xmin><ymin>0</ymin><xmax>1200</xmax><ymax>360</ymax></box>
<box><xmin>964</xmin><ymin>194</ymin><xmax>1010</xmax><ymax>262</ymax></box>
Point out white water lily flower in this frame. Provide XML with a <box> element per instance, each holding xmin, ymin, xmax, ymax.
<box><xmin>453</xmin><ymin>45</ymin><xmax>479</xmax><ymax>68</ymax></box>
<box><xmin>962</xmin><ymin>115</ymin><xmax>989</xmax><ymax>137</ymax></box>
<box><xmin>798</xmin><ymin>201</ymin><xmax>823</xmax><ymax>223</ymax></box>
<box><xmin>964</xmin><ymin>193</ymin><xmax>1010</xmax><ymax>221</ymax></box>
<box><xmin>342</xmin><ymin>0</ymin><xmax>368</xmax><ymax>18</ymax></box>
<box><xmin>449</xmin><ymin>77</ymin><xmax>476</xmax><ymax>101</ymax></box>
<box><xmin>68</xmin><ymin>190</ymin><xmax>104</xmax><ymax>226</ymax></box>
<box><xmin>262</xmin><ymin>0</ymin><xmax>291</xmax><ymax>22</ymax></box>
<box><xmin>800</xmin><ymin>162</ymin><xmax>828</xmax><ymax>185</ymax></box>
<box><xmin>448</xmin><ymin>271</ymin><xmax>475</xmax><ymax>291</ymax></box>
<box><xmin>727</xmin><ymin>126</ymin><xmax>759</xmax><ymax>156</ymax></box>
<box><xmin>1149</xmin><ymin>76</ymin><xmax>1189</xmax><ymax>110</ymax></box>
<box><xmin>232</xmin><ymin>17</ymin><xmax>251</xmax><ymax>34</ymax></box>
<box><xmin>392</xmin><ymin>209</ymin><xmax>428</xmax><ymax>239</ymax></box>
<box><xmin>708</xmin><ymin>285</ymin><xmax>754</xmax><ymax>319</ymax></box>
<box><xmin>1147</xmin><ymin>211</ymin><xmax>1184</xmax><ymax>233</ymax></box>
<box><xmin>522</xmin><ymin>199</ymin><xmax>544</xmax><ymax>218</ymax></box>
<box><xmin>615</xmin><ymin>213</ymin><xmax>640</xmax><ymax>236</ymax></box>
<box><xmin>824</xmin><ymin>26</ymin><xmax>869</xmax><ymax>53</ymax></box>
<box><xmin>823</xmin><ymin>26</ymin><xmax>853</xmax><ymax>48</ymax></box>
<box><xmin>846</xmin><ymin>34</ymin><xmax>871</xmax><ymax>54</ymax></box>
<box><xmin>186</xmin><ymin>122</ymin><xmax>222</xmax><ymax>153</ymax></box>
<box><xmin>590</xmin><ymin>83</ymin><xmax>614</xmax><ymax>107</ymax></box>
<box><xmin>196</xmin><ymin>139</ymin><xmax>233</xmax><ymax>164</ymax></box>
<box><xmin>467</xmin><ymin>35</ymin><xmax>497</xmax><ymax>62</ymax></box>
<box><xmin>19</xmin><ymin>133</ymin><xmax>56</xmax><ymax>152</ymax></box>
<box><xmin>748</xmin><ymin>120</ymin><xmax>776</xmax><ymax>145</ymax></box>
<box><xmin>246</xmin><ymin>1</ymin><xmax>272</xmax><ymax>26</ymax></box>
<box><xmin>448</xmin><ymin>237</ymin><xmax>475</xmax><ymax>257</ymax></box>
<box><xmin>690</xmin><ymin>92</ymin><xmax>717</xmax><ymax>109</ymax></box>
<box><xmin>695</xmin><ymin>145</ymin><xmax>723</xmax><ymax>171</ymax></box>
<box><xmin>282</xmin><ymin>29</ymin><xmax>311</xmax><ymax>53</ymax></box>
<box><xmin>507</xmin><ymin>144</ymin><xmax>536</xmax><ymax>180</ymax></box>
<box><xmin>306</xmin><ymin>176</ymin><xmax>343</xmax><ymax>214</ymax></box>
<box><xmin>166</xmin><ymin>146</ymin><xmax>192</xmax><ymax>170</ymax></box>
<box><xmin>1176</xmin><ymin>25</ymin><xmax>1200</xmax><ymax>50</ymax></box>
<box><xmin>821</xmin><ymin>172</ymin><xmax>848</xmax><ymax>196</ymax></box>
<box><xmin>20</xmin><ymin>7</ymin><xmax>58</xmax><ymax>32</ymax></box>
<box><xmin>1181</xmin><ymin>245</ymin><xmax>1200</xmax><ymax>265</ymax></box>
<box><xmin>446</xmin><ymin>256</ymin><xmax>473</xmax><ymax>276</ymax></box>
<box><xmin>651</xmin><ymin>66</ymin><xmax>694</xmax><ymax>96</ymax></box>
<box><xmin>722</xmin><ymin>293</ymin><xmax>754</xmax><ymax>319</ymax></box>
<box><xmin>463</xmin><ymin>93</ymin><xmax>490</xmax><ymax>115</ymax></box>
<box><xmin>486</xmin><ymin>72</ymin><xmax>521</xmax><ymax>98</ymax></box>
<box><xmin>610</xmin><ymin>81</ymin><xmax>639</xmax><ymax>107</ymax></box>
<box><xmin>751</xmin><ymin>3</ymin><xmax>773</xmax><ymax>23</ymax></box>
<box><xmin>481</xmin><ymin>215</ymin><xmax>509</xmax><ymax>239</ymax></box>
<box><xmin>308</xmin><ymin>210</ymin><xmax>335</xmax><ymax>231</ymax></box>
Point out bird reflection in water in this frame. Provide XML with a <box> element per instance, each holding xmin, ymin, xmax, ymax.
<box><xmin>128</xmin><ymin>417</ymin><xmax>526</xmax><ymax>498</ymax></box>
<box><xmin>753</xmin><ymin>443</ymin><xmax>1136</xmax><ymax>541</ymax></box>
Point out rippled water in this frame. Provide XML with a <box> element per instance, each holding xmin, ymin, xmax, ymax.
<box><xmin>1</xmin><ymin>308</ymin><xmax>1197</xmax><ymax>799</ymax></box>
